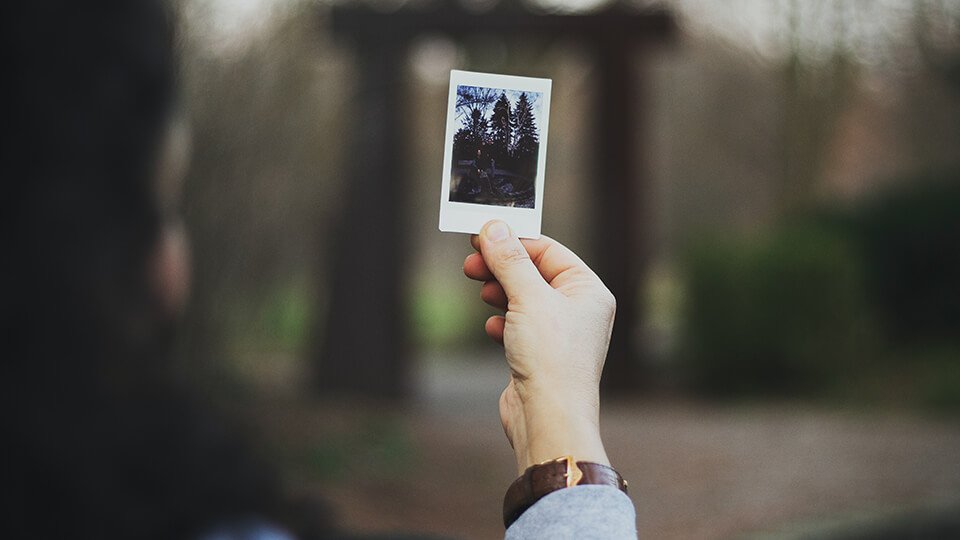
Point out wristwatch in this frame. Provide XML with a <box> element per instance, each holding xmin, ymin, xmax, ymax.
<box><xmin>502</xmin><ymin>456</ymin><xmax>629</xmax><ymax>528</ymax></box>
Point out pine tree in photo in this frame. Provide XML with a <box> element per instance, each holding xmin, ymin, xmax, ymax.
<box><xmin>452</xmin><ymin>127</ymin><xmax>472</xmax><ymax>160</ymax></box>
<box><xmin>511</xmin><ymin>92</ymin><xmax>539</xmax><ymax>176</ymax></box>
<box><xmin>453</xmin><ymin>107</ymin><xmax>489</xmax><ymax>161</ymax></box>
<box><xmin>467</xmin><ymin>108</ymin><xmax>489</xmax><ymax>152</ymax></box>
<box><xmin>490</xmin><ymin>92</ymin><xmax>512</xmax><ymax>167</ymax></box>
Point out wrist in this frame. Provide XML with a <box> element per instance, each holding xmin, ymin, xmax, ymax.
<box><xmin>502</xmin><ymin>457</ymin><xmax>628</xmax><ymax>528</ymax></box>
<box><xmin>514</xmin><ymin>393</ymin><xmax>609</xmax><ymax>473</ymax></box>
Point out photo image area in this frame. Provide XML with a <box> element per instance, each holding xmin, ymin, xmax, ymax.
<box><xmin>449</xmin><ymin>85</ymin><xmax>544</xmax><ymax>209</ymax></box>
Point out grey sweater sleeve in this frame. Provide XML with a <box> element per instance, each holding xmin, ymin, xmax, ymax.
<box><xmin>504</xmin><ymin>485</ymin><xmax>637</xmax><ymax>540</ymax></box>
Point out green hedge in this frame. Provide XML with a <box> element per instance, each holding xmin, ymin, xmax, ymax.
<box><xmin>681</xmin><ymin>223</ymin><xmax>873</xmax><ymax>397</ymax></box>
<box><xmin>679</xmin><ymin>171</ymin><xmax>960</xmax><ymax>403</ymax></box>
<box><xmin>853</xmin><ymin>173</ymin><xmax>960</xmax><ymax>344</ymax></box>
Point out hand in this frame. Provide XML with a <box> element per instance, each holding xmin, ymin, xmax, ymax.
<box><xmin>463</xmin><ymin>220</ymin><xmax>615</xmax><ymax>474</ymax></box>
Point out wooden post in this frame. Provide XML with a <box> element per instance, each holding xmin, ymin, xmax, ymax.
<box><xmin>593</xmin><ymin>34</ymin><xmax>643</xmax><ymax>393</ymax></box>
<box><xmin>317</xmin><ymin>39</ymin><xmax>410</xmax><ymax>399</ymax></box>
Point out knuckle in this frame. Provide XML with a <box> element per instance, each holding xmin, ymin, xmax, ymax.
<box><xmin>499</xmin><ymin>386</ymin><xmax>512</xmax><ymax>409</ymax></box>
<box><xmin>597</xmin><ymin>287</ymin><xmax>617</xmax><ymax>314</ymax></box>
<box><xmin>497</xmin><ymin>246</ymin><xmax>531</xmax><ymax>267</ymax></box>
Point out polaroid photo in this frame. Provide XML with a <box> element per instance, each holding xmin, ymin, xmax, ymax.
<box><xmin>439</xmin><ymin>70</ymin><xmax>552</xmax><ymax>239</ymax></box>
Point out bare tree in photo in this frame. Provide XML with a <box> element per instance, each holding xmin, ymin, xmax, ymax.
<box><xmin>456</xmin><ymin>86</ymin><xmax>500</xmax><ymax>118</ymax></box>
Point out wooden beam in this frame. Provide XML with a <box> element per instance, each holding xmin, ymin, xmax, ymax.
<box><xmin>331</xmin><ymin>3</ymin><xmax>674</xmax><ymax>43</ymax></box>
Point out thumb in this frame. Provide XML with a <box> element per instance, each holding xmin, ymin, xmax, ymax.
<box><xmin>478</xmin><ymin>220</ymin><xmax>550</xmax><ymax>302</ymax></box>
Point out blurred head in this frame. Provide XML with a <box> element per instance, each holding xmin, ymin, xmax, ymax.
<box><xmin>2</xmin><ymin>1</ymin><xmax>298</xmax><ymax>537</ymax></box>
<box><xmin>5</xmin><ymin>0</ymin><xmax>179</xmax><ymax>354</ymax></box>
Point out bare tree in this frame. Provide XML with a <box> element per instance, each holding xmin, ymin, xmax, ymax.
<box><xmin>455</xmin><ymin>85</ymin><xmax>499</xmax><ymax>119</ymax></box>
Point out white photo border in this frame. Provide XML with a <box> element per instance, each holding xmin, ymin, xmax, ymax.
<box><xmin>439</xmin><ymin>70</ymin><xmax>552</xmax><ymax>239</ymax></box>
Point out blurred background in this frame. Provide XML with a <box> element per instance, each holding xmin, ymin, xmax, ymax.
<box><xmin>174</xmin><ymin>0</ymin><xmax>960</xmax><ymax>538</ymax></box>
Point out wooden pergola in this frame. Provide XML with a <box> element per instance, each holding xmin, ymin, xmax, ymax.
<box><xmin>318</xmin><ymin>0</ymin><xmax>675</xmax><ymax>399</ymax></box>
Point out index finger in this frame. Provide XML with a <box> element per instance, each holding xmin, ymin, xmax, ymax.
<box><xmin>520</xmin><ymin>235</ymin><xmax>597</xmax><ymax>286</ymax></box>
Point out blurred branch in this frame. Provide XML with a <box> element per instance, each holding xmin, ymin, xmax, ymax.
<box><xmin>912</xmin><ymin>0</ymin><xmax>960</xmax><ymax>93</ymax></box>
<box><xmin>781</xmin><ymin>0</ymin><xmax>858</xmax><ymax>210</ymax></box>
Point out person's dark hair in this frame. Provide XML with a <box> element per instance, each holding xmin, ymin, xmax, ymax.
<box><xmin>2</xmin><ymin>2</ymin><xmax>321</xmax><ymax>538</ymax></box>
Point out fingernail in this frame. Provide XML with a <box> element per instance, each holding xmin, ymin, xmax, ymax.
<box><xmin>486</xmin><ymin>221</ymin><xmax>510</xmax><ymax>242</ymax></box>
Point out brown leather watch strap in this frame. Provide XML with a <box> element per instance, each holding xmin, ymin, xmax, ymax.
<box><xmin>502</xmin><ymin>457</ymin><xmax>628</xmax><ymax>528</ymax></box>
